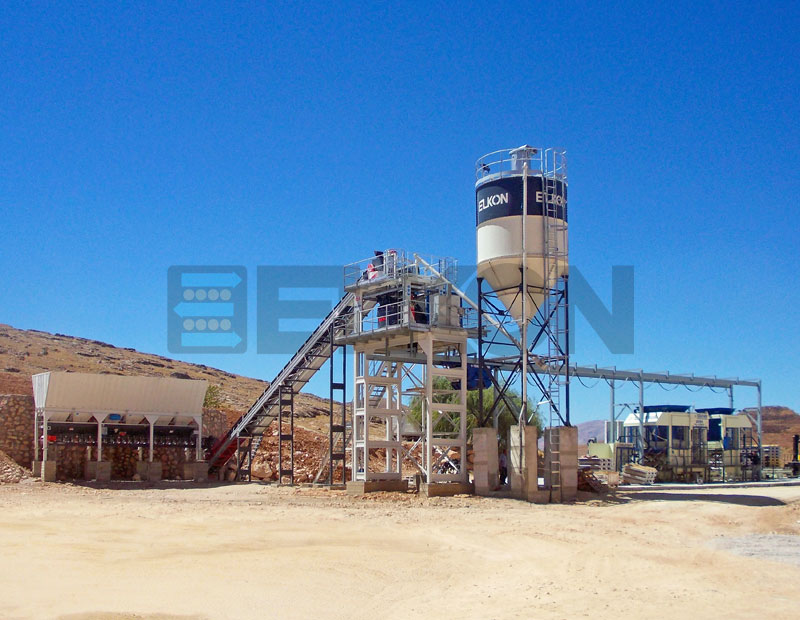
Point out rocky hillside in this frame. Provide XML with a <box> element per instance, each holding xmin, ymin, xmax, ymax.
<box><xmin>0</xmin><ymin>323</ymin><xmax>336</xmax><ymax>429</ymax></box>
<box><xmin>760</xmin><ymin>406</ymin><xmax>800</xmax><ymax>459</ymax></box>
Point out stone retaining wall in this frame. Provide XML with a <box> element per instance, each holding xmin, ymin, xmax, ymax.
<box><xmin>49</xmin><ymin>444</ymin><xmax>192</xmax><ymax>480</ymax></box>
<box><xmin>0</xmin><ymin>394</ymin><xmax>34</xmax><ymax>468</ymax></box>
<box><xmin>0</xmin><ymin>393</ymin><xmax>227</xmax><ymax>480</ymax></box>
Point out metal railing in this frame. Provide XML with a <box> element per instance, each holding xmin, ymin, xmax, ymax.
<box><xmin>343</xmin><ymin>250</ymin><xmax>456</xmax><ymax>290</ymax></box>
<box><xmin>475</xmin><ymin>146</ymin><xmax>566</xmax><ymax>182</ymax></box>
<box><xmin>352</xmin><ymin>299</ymin><xmax>478</xmax><ymax>333</ymax></box>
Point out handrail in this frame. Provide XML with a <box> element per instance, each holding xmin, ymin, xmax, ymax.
<box><xmin>208</xmin><ymin>292</ymin><xmax>356</xmax><ymax>467</ymax></box>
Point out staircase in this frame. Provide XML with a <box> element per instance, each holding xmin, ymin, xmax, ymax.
<box><xmin>207</xmin><ymin>292</ymin><xmax>363</xmax><ymax>477</ymax></box>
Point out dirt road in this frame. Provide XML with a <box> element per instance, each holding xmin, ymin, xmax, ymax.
<box><xmin>0</xmin><ymin>482</ymin><xmax>798</xmax><ymax>619</ymax></box>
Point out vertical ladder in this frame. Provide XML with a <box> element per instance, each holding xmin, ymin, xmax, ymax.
<box><xmin>329</xmin><ymin>322</ymin><xmax>347</xmax><ymax>485</ymax></box>
<box><xmin>547</xmin><ymin>427</ymin><xmax>562</xmax><ymax>501</ymax></box>
<box><xmin>277</xmin><ymin>386</ymin><xmax>294</xmax><ymax>485</ymax></box>
<box><xmin>542</xmin><ymin>149</ymin><xmax>569</xmax><ymax>427</ymax></box>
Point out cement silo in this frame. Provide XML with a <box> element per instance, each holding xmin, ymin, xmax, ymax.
<box><xmin>475</xmin><ymin>146</ymin><xmax>568</xmax><ymax>323</ymax></box>
<box><xmin>474</xmin><ymin>145</ymin><xmax>570</xmax><ymax>431</ymax></box>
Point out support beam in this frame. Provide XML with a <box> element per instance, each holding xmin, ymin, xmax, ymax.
<box><xmin>609</xmin><ymin>382</ymin><xmax>616</xmax><ymax>443</ymax></box>
<box><xmin>195</xmin><ymin>416</ymin><xmax>203</xmax><ymax>462</ymax></box>
<box><xmin>757</xmin><ymin>382</ymin><xmax>763</xmax><ymax>480</ymax></box>
<box><xmin>638</xmin><ymin>375</ymin><xmax>645</xmax><ymax>462</ymax></box>
<box><xmin>42</xmin><ymin>411</ymin><xmax>48</xmax><ymax>462</ymax></box>
<box><xmin>145</xmin><ymin>415</ymin><xmax>160</xmax><ymax>463</ymax></box>
<box><xmin>97</xmin><ymin>419</ymin><xmax>103</xmax><ymax>462</ymax></box>
<box><xmin>33</xmin><ymin>409</ymin><xmax>39</xmax><ymax>463</ymax></box>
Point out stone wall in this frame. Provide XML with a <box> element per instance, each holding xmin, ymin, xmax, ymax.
<box><xmin>49</xmin><ymin>444</ymin><xmax>191</xmax><ymax>480</ymax></box>
<box><xmin>203</xmin><ymin>408</ymin><xmax>230</xmax><ymax>440</ymax></box>
<box><xmin>0</xmin><ymin>394</ymin><xmax>220</xmax><ymax>480</ymax></box>
<box><xmin>0</xmin><ymin>394</ymin><xmax>34</xmax><ymax>468</ymax></box>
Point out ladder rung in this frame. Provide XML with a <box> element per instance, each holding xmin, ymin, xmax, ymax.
<box><xmin>332</xmin><ymin>382</ymin><xmax>345</xmax><ymax>390</ymax></box>
<box><xmin>279</xmin><ymin>434</ymin><xmax>293</xmax><ymax>441</ymax></box>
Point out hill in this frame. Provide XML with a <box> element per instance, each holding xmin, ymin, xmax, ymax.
<box><xmin>0</xmin><ymin>323</ymin><xmax>335</xmax><ymax>427</ymax></box>
<box><xmin>760</xmin><ymin>406</ymin><xmax>800</xmax><ymax>460</ymax></box>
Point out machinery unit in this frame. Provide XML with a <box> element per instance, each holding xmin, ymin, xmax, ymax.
<box><xmin>621</xmin><ymin>405</ymin><xmax>708</xmax><ymax>482</ymax></box>
<box><xmin>700</xmin><ymin>407</ymin><xmax>756</xmax><ymax>482</ymax></box>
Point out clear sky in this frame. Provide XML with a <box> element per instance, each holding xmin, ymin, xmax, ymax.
<box><xmin>1</xmin><ymin>2</ymin><xmax>798</xmax><ymax>421</ymax></box>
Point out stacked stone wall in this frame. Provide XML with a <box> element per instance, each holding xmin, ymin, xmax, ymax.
<box><xmin>0</xmin><ymin>394</ymin><xmax>34</xmax><ymax>468</ymax></box>
<box><xmin>0</xmin><ymin>394</ymin><xmax>216</xmax><ymax>480</ymax></box>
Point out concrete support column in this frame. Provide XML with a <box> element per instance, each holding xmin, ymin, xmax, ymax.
<box><xmin>472</xmin><ymin>428</ymin><xmax>499</xmax><ymax>495</ymax></box>
<box><xmin>146</xmin><ymin>417</ymin><xmax>156</xmax><ymax>462</ymax></box>
<box><xmin>559</xmin><ymin>426</ymin><xmax>578</xmax><ymax>502</ymax></box>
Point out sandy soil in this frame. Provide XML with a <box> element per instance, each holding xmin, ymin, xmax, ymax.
<box><xmin>0</xmin><ymin>482</ymin><xmax>798</xmax><ymax>620</ymax></box>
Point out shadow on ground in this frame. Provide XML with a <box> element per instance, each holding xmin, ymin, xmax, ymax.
<box><xmin>614</xmin><ymin>492</ymin><xmax>786</xmax><ymax>506</ymax></box>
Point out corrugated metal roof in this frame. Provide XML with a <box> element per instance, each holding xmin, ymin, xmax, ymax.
<box><xmin>32</xmin><ymin>372</ymin><xmax>206</xmax><ymax>417</ymax></box>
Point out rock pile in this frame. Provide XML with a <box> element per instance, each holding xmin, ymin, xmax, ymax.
<box><xmin>0</xmin><ymin>449</ymin><xmax>31</xmax><ymax>483</ymax></box>
<box><xmin>250</xmin><ymin>426</ymin><xmax>331</xmax><ymax>483</ymax></box>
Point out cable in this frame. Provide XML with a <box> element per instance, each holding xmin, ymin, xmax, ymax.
<box><xmin>575</xmin><ymin>375</ymin><xmax>602</xmax><ymax>389</ymax></box>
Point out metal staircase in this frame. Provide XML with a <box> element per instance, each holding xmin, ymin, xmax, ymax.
<box><xmin>207</xmin><ymin>292</ymin><xmax>368</xmax><ymax>478</ymax></box>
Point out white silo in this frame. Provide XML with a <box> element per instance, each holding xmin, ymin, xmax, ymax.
<box><xmin>475</xmin><ymin>146</ymin><xmax>568</xmax><ymax>323</ymax></box>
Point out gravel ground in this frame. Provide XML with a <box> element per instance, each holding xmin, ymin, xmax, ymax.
<box><xmin>712</xmin><ymin>534</ymin><xmax>800</xmax><ymax>566</ymax></box>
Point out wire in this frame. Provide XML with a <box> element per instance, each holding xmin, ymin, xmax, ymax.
<box><xmin>575</xmin><ymin>375</ymin><xmax>602</xmax><ymax>389</ymax></box>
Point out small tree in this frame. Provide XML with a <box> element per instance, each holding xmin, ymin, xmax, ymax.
<box><xmin>406</xmin><ymin>377</ymin><xmax>543</xmax><ymax>447</ymax></box>
<box><xmin>204</xmin><ymin>384</ymin><xmax>223</xmax><ymax>409</ymax></box>
<box><xmin>466</xmin><ymin>388</ymin><xmax>543</xmax><ymax>449</ymax></box>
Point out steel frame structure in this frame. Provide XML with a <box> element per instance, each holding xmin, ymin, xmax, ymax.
<box><xmin>341</xmin><ymin>251</ymin><xmax>472</xmax><ymax>485</ymax></box>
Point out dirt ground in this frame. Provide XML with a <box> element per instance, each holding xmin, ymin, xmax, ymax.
<box><xmin>0</xmin><ymin>482</ymin><xmax>798</xmax><ymax>620</ymax></box>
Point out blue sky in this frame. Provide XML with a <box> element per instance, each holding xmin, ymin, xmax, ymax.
<box><xmin>1</xmin><ymin>2</ymin><xmax>798</xmax><ymax>421</ymax></box>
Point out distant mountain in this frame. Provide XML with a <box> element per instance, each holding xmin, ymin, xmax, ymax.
<box><xmin>576</xmin><ymin>419</ymin><xmax>605</xmax><ymax>445</ymax></box>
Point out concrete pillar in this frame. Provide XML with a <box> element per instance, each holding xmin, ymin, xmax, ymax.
<box><xmin>523</xmin><ymin>426</ymin><xmax>546</xmax><ymax>503</ymax></box>
<box><xmin>559</xmin><ymin>426</ymin><xmax>579</xmax><ymax>502</ymax></box>
<box><xmin>146</xmin><ymin>461</ymin><xmax>162</xmax><ymax>482</ymax></box>
<box><xmin>472</xmin><ymin>428</ymin><xmax>499</xmax><ymax>496</ymax></box>
<box><xmin>41</xmin><ymin>461</ymin><xmax>56</xmax><ymax>482</ymax></box>
<box><xmin>508</xmin><ymin>425</ymin><xmax>548</xmax><ymax>503</ymax></box>
<box><xmin>184</xmin><ymin>462</ymin><xmax>208</xmax><ymax>482</ymax></box>
<box><xmin>508</xmin><ymin>425</ymin><xmax>525</xmax><ymax>499</ymax></box>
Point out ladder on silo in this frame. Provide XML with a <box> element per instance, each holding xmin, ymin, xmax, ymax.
<box><xmin>541</xmin><ymin>149</ymin><xmax>569</xmax><ymax>427</ymax></box>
